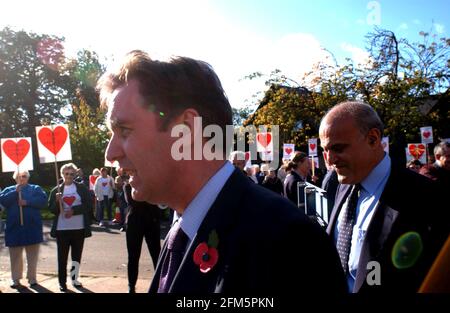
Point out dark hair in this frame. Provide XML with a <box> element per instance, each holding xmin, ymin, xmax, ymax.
<box><xmin>406</xmin><ymin>159</ymin><xmax>422</xmax><ymax>168</ymax></box>
<box><xmin>100</xmin><ymin>167</ymin><xmax>108</xmax><ymax>173</ymax></box>
<box><xmin>286</xmin><ymin>152</ymin><xmax>308</xmax><ymax>172</ymax></box>
<box><xmin>96</xmin><ymin>50</ymin><xmax>233</xmax><ymax>133</ymax></box>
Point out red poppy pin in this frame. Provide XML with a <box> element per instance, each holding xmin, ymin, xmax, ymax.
<box><xmin>193</xmin><ymin>230</ymin><xmax>219</xmax><ymax>273</ymax></box>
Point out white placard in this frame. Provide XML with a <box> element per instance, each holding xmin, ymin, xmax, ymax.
<box><xmin>308</xmin><ymin>138</ymin><xmax>318</xmax><ymax>156</ymax></box>
<box><xmin>1</xmin><ymin>138</ymin><xmax>34</xmax><ymax>172</ymax></box>
<box><xmin>420</xmin><ymin>126</ymin><xmax>433</xmax><ymax>144</ymax></box>
<box><xmin>36</xmin><ymin>124</ymin><xmax>72</xmax><ymax>163</ymax></box>
<box><xmin>260</xmin><ymin>150</ymin><xmax>273</xmax><ymax>161</ymax></box>
<box><xmin>283</xmin><ymin>144</ymin><xmax>295</xmax><ymax>160</ymax></box>
<box><xmin>382</xmin><ymin>137</ymin><xmax>389</xmax><ymax>154</ymax></box>
<box><xmin>256</xmin><ymin>132</ymin><xmax>273</xmax><ymax>153</ymax></box>
<box><xmin>104</xmin><ymin>158</ymin><xmax>119</xmax><ymax>168</ymax></box>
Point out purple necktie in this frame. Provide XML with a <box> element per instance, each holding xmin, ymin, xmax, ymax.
<box><xmin>158</xmin><ymin>220</ymin><xmax>188</xmax><ymax>293</ymax></box>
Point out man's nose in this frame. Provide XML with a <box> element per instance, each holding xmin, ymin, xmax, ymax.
<box><xmin>105</xmin><ymin>134</ymin><xmax>121</xmax><ymax>164</ymax></box>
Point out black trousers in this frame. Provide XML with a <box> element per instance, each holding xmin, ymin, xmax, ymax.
<box><xmin>126</xmin><ymin>210</ymin><xmax>161</xmax><ymax>288</ymax></box>
<box><xmin>56</xmin><ymin>229</ymin><xmax>85</xmax><ymax>285</ymax></box>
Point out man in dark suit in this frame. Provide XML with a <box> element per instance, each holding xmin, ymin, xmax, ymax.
<box><xmin>319</xmin><ymin>101</ymin><xmax>449</xmax><ymax>293</ymax></box>
<box><xmin>98</xmin><ymin>50</ymin><xmax>346</xmax><ymax>294</ymax></box>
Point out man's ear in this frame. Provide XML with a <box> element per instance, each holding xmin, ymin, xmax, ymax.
<box><xmin>367</xmin><ymin>128</ymin><xmax>381</xmax><ymax>146</ymax></box>
<box><xmin>169</xmin><ymin>109</ymin><xmax>202</xmax><ymax>144</ymax></box>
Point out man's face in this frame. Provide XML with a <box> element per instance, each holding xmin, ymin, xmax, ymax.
<box><xmin>436</xmin><ymin>147</ymin><xmax>450</xmax><ymax>171</ymax></box>
<box><xmin>105</xmin><ymin>79</ymin><xmax>175</xmax><ymax>203</ymax></box>
<box><xmin>16</xmin><ymin>172</ymin><xmax>29</xmax><ymax>185</ymax></box>
<box><xmin>320</xmin><ymin>117</ymin><xmax>379</xmax><ymax>184</ymax></box>
<box><xmin>232</xmin><ymin>157</ymin><xmax>246</xmax><ymax>171</ymax></box>
<box><xmin>62</xmin><ymin>169</ymin><xmax>76</xmax><ymax>184</ymax></box>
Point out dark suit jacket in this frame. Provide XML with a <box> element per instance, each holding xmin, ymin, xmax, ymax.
<box><xmin>283</xmin><ymin>171</ymin><xmax>306</xmax><ymax>208</ymax></box>
<box><xmin>150</xmin><ymin>168</ymin><xmax>346</xmax><ymax>294</ymax></box>
<box><xmin>327</xmin><ymin>166</ymin><xmax>449</xmax><ymax>293</ymax></box>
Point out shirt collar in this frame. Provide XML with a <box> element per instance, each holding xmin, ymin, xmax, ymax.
<box><xmin>360</xmin><ymin>153</ymin><xmax>391</xmax><ymax>194</ymax></box>
<box><xmin>174</xmin><ymin>161</ymin><xmax>235</xmax><ymax>241</ymax></box>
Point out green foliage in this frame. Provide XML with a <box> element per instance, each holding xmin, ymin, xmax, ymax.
<box><xmin>244</xmin><ymin>28</ymin><xmax>450</xmax><ymax>158</ymax></box>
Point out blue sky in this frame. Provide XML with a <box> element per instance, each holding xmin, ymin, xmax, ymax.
<box><xmin>0</xmin><ymin>0</ymin><xmax>448</xmax><ymax>108</ymax></box>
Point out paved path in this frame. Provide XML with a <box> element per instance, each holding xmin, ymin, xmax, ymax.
<box><xmin>0</xmin><ymin>220</ymin><xmax>170</xmax><ymax>293</ymax></box>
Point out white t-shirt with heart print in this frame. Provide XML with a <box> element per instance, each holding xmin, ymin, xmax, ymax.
<box><xmin>57</xmin><ymin>183</ymin><xmax>84</xmax><ymax>231</ymax></box>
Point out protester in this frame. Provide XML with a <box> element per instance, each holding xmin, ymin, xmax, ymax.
<box><xmin>419</xmin><ymin>142</ymin><xmax>450</xmax><ymax>189</ymax></box>
<box><xmin>262</xmin><ymin>168</ymin><xmax>283</xmax><ymax>195</ymax></box>
<box><xmin>123</xmin><ymin>181</ymin><xmax>161</xmax><ymax>293</ymax></box>
<box><xmin>93</xmin><ymin>167</ymin><xmax>115</xmax><ymax>226</ymax></box>
<box><xmin>283</xmin><ymin>151</ymin><xmax>319</xmax><ymax>208</ymax></box>
<box><xmin>49</xmin><ymin>163</ymin><xmax>92</xmax><ymax>292</ymax></box>
<box><xmin>407</xmin><ymin>159</ymin><xmax>423</xmax><ymax>173</ymax></box>
<box><xmin>114</xmin><ymin>176</ymin><xmax>128</xmax><ymax>229</ymax></box>
<box><xmin>0</xmin><ymin>170</ymin><xmax>47</xmax><ymax>288</ymax></box>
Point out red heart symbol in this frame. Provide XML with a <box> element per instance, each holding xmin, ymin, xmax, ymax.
<box><xmin>245</xmin><ymin>152</ymin><xmax>250</xmax><ymax>161</ymax></box>
<box><xmin>38</xmin><ymin>126</ymin><xmax>68</xmax><ymax>155</ymax></box>
<box><xmin>309</xmin><ymin>143</ymin><xmax>316</xmax><ymax>151</ymax></box>
<box><xmin>2</xmin><ymin>139</ymin><xmax>30</xmax><ymax>165</ymax></box>
<box><xmin>102</xmin><ymin>182</ymin><xmax>108</xmax><ymax>187</ymax></box>
<box><xmin>63</xmin><ymin>196</ymin><xmax>76</xmax><ymax>206</ymax></box>
<box><xmin>257</xmin><ymin>133</ymin><xmax>272</xmax><ymax>148</ymax></box>
<box><xmin>285</xmin><ymin>148</ymin><xmax>293</xmax><ymax>155</ymax></box>
<box><xmin>90</xmin><ymin>175</ymin><xmax>97</xmax><ymax>185</ymax></box>
<box><xmin>423</xmin><ymin>131</ymin><xmax>431</xmax><ymax>139</ymax></box>
<box><xmin>408</xmin><ymin>144</ymin><xmax>426</xmax><ymax>159</ymax></box>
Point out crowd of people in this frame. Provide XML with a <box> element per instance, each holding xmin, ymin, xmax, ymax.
<box><xmin>0</xmin><ymin>49</ymin><xmax>449</xmax><ymax>294</ymax></box>
<box><xmin>0</xmin><ymin>163</ymin><xmax>162</xmax><ymax>292</ymax></box>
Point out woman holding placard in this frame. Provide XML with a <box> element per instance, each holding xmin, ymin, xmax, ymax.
<box><xmin>49</xmin><ymin>163</ymin><xmax>92</xmax><ymax>292</ymax></box>
<box><xmin>0</xmin><ymin>170</ymin><xmax>47</xmax><ymax>289</ymax></box>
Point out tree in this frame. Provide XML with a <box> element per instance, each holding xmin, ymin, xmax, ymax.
<box><xmin>244</xmin><ymin>27</ymin><xmax>450</xmax><ymax>164</ymax></box>
<box><xmin>69</xmin><ymin>98</ymin><xmax>109</xmax><ymax>175</ymax></box>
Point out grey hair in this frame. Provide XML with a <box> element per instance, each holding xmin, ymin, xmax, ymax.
<box><xmin>434</xmin><ymin>142</ymin><xmax>450</xmax><ymax>156</ymax></box>
<box><xmin>229</xmin><ymin>151</ymin><xmax>246</xmax><ymax>161</ymax></box>
<box><xmin>60</xmin><ymin>163</ymin><xmax>79</xmax><ymax>177</ymax></box>
<box><xmin>321</xmin><ymin>101</ymin><xmax>384</xmax><ymax>135</ymax></box>
<box><xmin>13</xmin><ymin>170</ymin><xmax>30</xmax><ymax>180</ymax></box>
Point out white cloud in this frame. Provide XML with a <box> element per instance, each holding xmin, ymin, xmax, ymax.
<box><xmin>340</xmin><ymin>42</ymin><xmax>371</xmax><ymax>67</ymax></box>
<box><xmin>399</xmin><ymin>23</ymin><xmax>408</xmax><ymax>30</ymax></box>
<box><xmin>0</xmin><ymin>0</ymin><xmax>330</xmax><ymax>109</ymax></box>
<box><xmin>435</xmin><ymin>23</ymin><xmax>445</xmax><ymax>34</ymax></box>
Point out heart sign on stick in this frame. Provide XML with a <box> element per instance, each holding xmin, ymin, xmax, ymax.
<box><xmin>308</xmin><ymin>138</ymin><xmax>318</xmax><ymax>156</ymax></box>
<box><xmin>1</xmin><ymin>138</ymin><xmax>34</xmax><ymax>172</ymax></box>
<box><xmin>420</xmin><ymin>126</ymin><xmax>433</xmax><ymax>144</ymax></box>
<box><xmin>256</xmin><ymin>132</ymin><xmax>273</xmax><ymax>152</ymax></box>
<box><xmin>283</xmin><ymin>143</ymin><xmax>295</xmax><ymax>160</ymax></box>
<box><xmin>36</xmin><ymin>124</ymin><xmax>72</xmax><ymax>163</ymax></box>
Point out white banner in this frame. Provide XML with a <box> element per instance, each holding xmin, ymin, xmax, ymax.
<box><xmin>256</xmin><ymin>132</ymin><xmax>273</xmax><ymax>153</ymax></box>
<box><xmin>308</xmin><ymin>138</ymin><xmax>318</xmax><ymax>156</ymax></box>
<box><xmin>36</xmin><ymin>124</ymin><xmax>72</xmax><ymax>163</ymax></box>
<box><xmin>420</xmin><ymin>126</ymin><xmax>433</xmax><ymax>144</ymax></box>
<box><xmin>1</xmin><ymin>138</ymin><xmax>34</xmax><ymax>172</ymax></box>
<box><xmin>283</xmin><ymin>144</ymin><xmax>295</xmax><ymax>160</ymax></box>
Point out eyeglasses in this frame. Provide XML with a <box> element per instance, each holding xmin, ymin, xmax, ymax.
<box><xmin>64</xmin><ymin>173</ymin><xmax>75</xmax><ymax>177</ymax></box>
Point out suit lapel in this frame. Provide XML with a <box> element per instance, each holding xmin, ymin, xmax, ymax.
<box><xmin>168</xmin><ymin>169</ymin><xmax>250</xmax><ymax>293</ymax></box>
<box><xmin>149</xmin><ymin>229</ymin><xmax>171</xmax><ymax>292</ymax></box>
<box><xmin>353</xmin><ymin>169</ymin><xmax>400</xmax><ymax>292</ymax></box>
<box><xmin>326</xmin><ymin>184</ymin><xmax>351</xmax><ymax>235</ymax></box>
